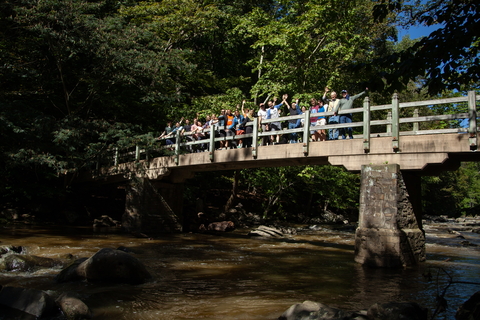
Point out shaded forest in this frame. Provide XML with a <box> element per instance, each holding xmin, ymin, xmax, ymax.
<box><xmin>1</xmin><ymin>0</ymin><xmax>479</xmax><ymax>223</ymax></box>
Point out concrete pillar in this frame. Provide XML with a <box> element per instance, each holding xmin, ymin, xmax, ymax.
<box><xmin>355</xmin><ymin>164</ymin><xmax>425</xmax><ymax>267</ymax></box>
<box><xmin>122</xmin><ymin>178</ymin><xmax>183</xmax><ymax>234</ymax></box>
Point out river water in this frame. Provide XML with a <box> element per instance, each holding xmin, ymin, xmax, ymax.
<box><xmin>0</xmin><ymin>222</ymin><xmax>479</xmax><ymax>320</ymax></box>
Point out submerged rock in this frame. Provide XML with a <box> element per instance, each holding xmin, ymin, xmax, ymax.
<box><xmin>279</xmin><ymin>301</ymin><xmax>428</xmax><ymax>320</ymax></box>
<box><xmin>0</xmin><ymin>254</ymin><xmax>59</xmax><ymax>272</ymax></box>
<box><xmin>207</xmin><ymin>221</ymin><xmax>235</xmax><ymax>232</ymax></box>
<box><xmin>456</xmin><ymin>291</ymin><xmax>480</xmax><ymax>320</ymax></box>
<box><xmin>248</xmin><ymin>225</ymin><xmax>296</xmax><ymax>238</ymax></box>
<box><xmin>0</xmin><ymin>245</ymin><xmax>24</xmax><ymax>257</ymax></box>
<box><xmin>367</xmin><ymin>302</ymin><xmax>428</xmax><ymax>320</ymax></box>
<box><xmin>278</xmin><ymin>300</ymin><xmax>364</xmax><ymax>320</ymax></box>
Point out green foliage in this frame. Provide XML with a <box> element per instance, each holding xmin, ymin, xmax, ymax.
<box><xmin>0</xmin><ymin>0</ymin><xmax>478</xmax><ymax>220</ymax></box>
<box><xmin>422</xmin><ymin>163</ymin><xmax>480</xmax><ymax>217</ymax></box>
<box><xmin>191</xmin><ymin>88</ymin><xmax>248</xmax><ymax>120</ymax></box>
<box><xmin>369</xmin><ymin>0</ymin><xmax>480</xmax><ymax>94</ymax></box>
<box><xmin>298</xmin><ymin>165</ymin><xmax>360</xmax><ymax>212</ymax></box>
<box><xmin>235</xmin><ymin>0</ymin><xmax>394</xmax><ymax>97</ymax></box>
<box><xmin>241</xmin><ymin>167</ymin><xmax>297</xmax><ymax>216</ymax></box>
<box><xmin>0</xmin><ymin>0</ymin><xmax>192</xmax><ymax>208</ymax></box>
<box><xmin>240</xmin><ymin>165</ymin><xmax>360</xmax><ymax>218</ymax></box>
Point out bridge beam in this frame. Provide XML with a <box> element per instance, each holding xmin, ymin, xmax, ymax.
<box><xmin>355</xmin><ymin>164</ymin><xmax>425</xmax><ymax>267</ymax></box>
<box><xmin>122</xmin><ymin>178</ymin><xmax>183</xmax><ymax>234</ymax></box>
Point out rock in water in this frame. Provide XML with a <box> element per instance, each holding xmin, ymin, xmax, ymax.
<box><xmin>0</xmin><ymin>286</ymin><xmax>58</xmax><ymax>318</ymax></box>
<box><xmin>367</xmin><ymin>302</ymin><xmax>428</xmax><ymax>320</ymax></box>
<box><xmin>456</xmin><ymin>291</ymin><xmax>480</xmax><ymax>320</ymax></box>
<box><xmin>56</xmin><ymin>248</ymin><xmax>151</xmax><ymax>284</ymax></box>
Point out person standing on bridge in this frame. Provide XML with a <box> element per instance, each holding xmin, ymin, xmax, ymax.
<box><xmin>242</xmin><ymin>107</ymin><xmax>256</xmax><ymax>148</ymax></box>
<box><xmin>285</xmin><ymin>98</ymin><xmax>301</xmax><ymax>143</ymax></box>
<box><xmin>224</xmin><ymin>109</ymin><xmax>235</xmax><ymax>149</ymax></box>
<box><xmin>182</xmin><ymin>119</ymin><xmax>194</xmax><ymax>152</ymax></box>
<box><xmin>323</xmin><ymin>87</ymin><xmax>340</xmax><ymax>140</ymax></box>
<box><xmin>230</xmin><ymin>109</ymin><xmax>245</xmax><ymax>148</ymax></box>
<box><xmin>266</xmin><ymin>94</ymin><xmax>286</xmax><ymax>145</ymax></box>
<box><xmin>309</xmin><ymin>98</ymin><xmax>320</xmax><ymax>142</ymax></box>
<box><xmin>163</xmin><ymin>118</ymin><xmax>184</xmax><ymax>147</ymax></box>
<box><xmin>316</xmin><ymin>99</ymin><xmax>327</xmax><ymax>141</ymax></box>
<box><xmin>217</xmin><ymin>109</ymin><xmax>226</xmax><ymax>149</ymax></box>
<box><xmin>334</xmin><ymin>88</ymin><xmax>368</xmax><ymax>139</ymax></box>
<box><xmin>157</xmin><ymin>121</ymin><xmax>173</xmax><ymax>140</ymax></box>
<box><xmin>257</xmin><ymin>102</ymin><xmax>269</xmax><ymax>146</ymax></box>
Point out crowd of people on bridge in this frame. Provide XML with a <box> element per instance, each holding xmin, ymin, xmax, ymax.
<box><xmin>157</xmin><ymin>87</ymin><xmax>368</xmax><ymax>152</ymax></box>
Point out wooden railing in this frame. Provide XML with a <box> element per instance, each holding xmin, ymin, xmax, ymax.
<box><xmin>106</xmin><ymin>91</ymin><xmax>479</xmax><ymax>167</ymax></box>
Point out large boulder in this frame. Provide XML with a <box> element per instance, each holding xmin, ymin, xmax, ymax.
<box><xmin>57</xmin><ymin>248</ymin><xmax>151</xmax><ymax>284</ymax></box>
<box><xmin>456</xmin><ymin>291</ymin><xmax>480</xmax><ymax>320</ymax></box>
<box><xmin>55</xmin><ymin>258</ymin><xmax>88</xmax><ymax>283</ymax></box>
<box><xmin>56</xmin><ymin>292</ymin><xmax>93</xmax><ymax>320</ymax></box>
<box><xmin>367</xmin><ymin>302</ymin><xmax>428</xmax><ymax>320</ymax></box>
<box><xmin>0</xmin><ymin>286</ymin><xmax>58</xmax><ymax>318</ymax></box>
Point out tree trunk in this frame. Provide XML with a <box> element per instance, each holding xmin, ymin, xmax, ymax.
<box><xmin>224</xmin><ymin>170</ymin><xmax>240</xmax><ymax>212</ymax></box>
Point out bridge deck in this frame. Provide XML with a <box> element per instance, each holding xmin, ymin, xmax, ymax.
<box><xmin>104</xmin><ymin>133</ymin><xmax>480</xmax><ymax>183</ymax></box>
<box><xmin>85</xmin><ymin>92</ymin><xmax>480</xmax><ymax>183</ymax></box>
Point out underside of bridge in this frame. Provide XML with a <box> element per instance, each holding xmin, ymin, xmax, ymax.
<box><xmin>86</xmin><ymin>133</ymin><xmax>480</xmax><ymax>268</ymax></box>
<box><xmin>118</xmin><ymin>163</ymin><xmax>427</xmax><ymax>268</ymax></box>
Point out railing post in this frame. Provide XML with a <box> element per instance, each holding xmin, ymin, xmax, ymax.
<box><xmin>209</xmin><ymin>125</ymin><xmax>215</xmax><ymax>161</ymax></box>
<box><xmin>303</xmin><ymin>110</ymin><xmax>310</xmax><ymax>155</ymax></box>
<box><xmin>114</xmin><ymin>148</ymin><xmax>119</xmax><ymax>166</ymax></box>
<box><xmin>413</xmin><ymin>109</ymin><xmax>419</xmax><ymax>132</ymax></box>
<box><xmin>135</xmin><ymin>145</ymin><xmax>140</xmax><ymax>161</ymax></box>
<box><xmin>386</xmin><ymin>112</ymin><xmax>392</xmax><ymax>134</ymax></box>
<box><xmin>468</xmin><ymin>90</ymin><xmax>477</xmax><ymax>151</ymax></box>
<box><xmin>391</xmin><ymin>93</ymin><xmax>400</xmax><ymax>151</ymax></box>
<box><xmin>252</xmin><ymin>117</ymin><xmax>259</xmax><ymax>158</ymax></box>
<box><xmin>363</xmin><ymin>96</ymin><xmax>370</xmax><ymax>152</ymax></box>
<box><xmin>96</xmin><ymin>156</ymin><xmax>100</xmax><ymax>175</ymax></box>
<box><xmin>174</xmin><ymin>130</ymin><xmax>180</xmax><ymax>165</ymax></box>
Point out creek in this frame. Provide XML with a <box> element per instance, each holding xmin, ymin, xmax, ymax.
<box><xmin>0</xmin><ymin>221</ymin><xmax>479</xmax><ymax>320</ymax></box>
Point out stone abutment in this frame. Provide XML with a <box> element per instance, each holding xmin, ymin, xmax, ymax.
<box><xmin>123</xmin><ymin>178</ymin><xmax>183</xmax><ymax>234</ymax></box>
<box><xmin>355</xmin><ymin>164</ymin><xmax>426</xmax><ymax>267</ymax></box>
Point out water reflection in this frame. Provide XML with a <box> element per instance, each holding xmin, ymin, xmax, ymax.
<box><xmin>0</xmin><ymin>225</ymin><xmax>478</xmax><ymax>320</ymax></box>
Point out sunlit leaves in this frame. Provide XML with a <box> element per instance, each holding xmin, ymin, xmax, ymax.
<box><xmin>369</xmin><ymin>0</ymin><xmax>480</xmax><ymax>94</ymax></box>
<box><xmin>235</xmin><ymin>0</ymin><xmax>391</xmax><ymax>98</ymax></box>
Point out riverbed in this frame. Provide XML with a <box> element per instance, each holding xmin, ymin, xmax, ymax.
<box><xmin>0</xmin><ymin>221</ymin><xmax>479</xmax><ymax>320</ymax></box>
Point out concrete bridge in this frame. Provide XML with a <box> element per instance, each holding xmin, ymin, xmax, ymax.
<box><xmin>83</xmin><ymin>91</ymin><xmax>480</xmax><ymax>268</ymax></box>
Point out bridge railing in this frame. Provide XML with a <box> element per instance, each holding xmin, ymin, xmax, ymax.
<box><xmin>104</xmin><ymin>91</ymin><xmax>479</xmax><ymax>167</ymax></box>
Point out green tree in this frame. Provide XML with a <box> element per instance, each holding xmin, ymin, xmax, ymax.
<box><xmin>0</xmin><ymin>0</ymin><xmax>193</xmax><ymax>209</ymax></box>
<box><xmin>422</xmin><ymin>162</ymin><xmax>480</xmax><ymax>217</ymax></box>
<box><xmin>235</xmin><ymin>0</ymin><xmax>395</xmax><ymax>98</ymax></box>
<box><xmin>118</xmin><ymin>0</ymin><xmax>262</xmax><ymax>97</ymax></box>
<box><xmin>369</xmin><ymin>0</ymin><xmax>480</xmax><ymax>94</ymax></box>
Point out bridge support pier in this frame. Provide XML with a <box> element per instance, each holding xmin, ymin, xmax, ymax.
<box><xmin>355</xmin><ymin>164</ymin><xmax>425</xmax><ymax>267</ymax></box>
<box><xmin>122</xmin><ymin>178</ymin><xmax>183</xmax><ymax>234</ymax></box>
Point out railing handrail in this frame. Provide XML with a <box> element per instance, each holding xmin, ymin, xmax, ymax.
<box><xmin>103</xmin><ymin>92</ymin><xmax>479</xmax><ymax>167</ymax></box>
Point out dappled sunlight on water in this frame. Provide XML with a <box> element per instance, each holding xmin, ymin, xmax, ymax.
<box><xmin>0</xmin><ymin>224</ymin><xmax>479</xmax><ymax>319</ymax></box>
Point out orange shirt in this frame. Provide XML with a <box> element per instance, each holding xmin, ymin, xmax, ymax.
<box><xmin>226</xmin><ymin>115</ymin><xmax>234</xmax><ymax>127</ymax></box>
